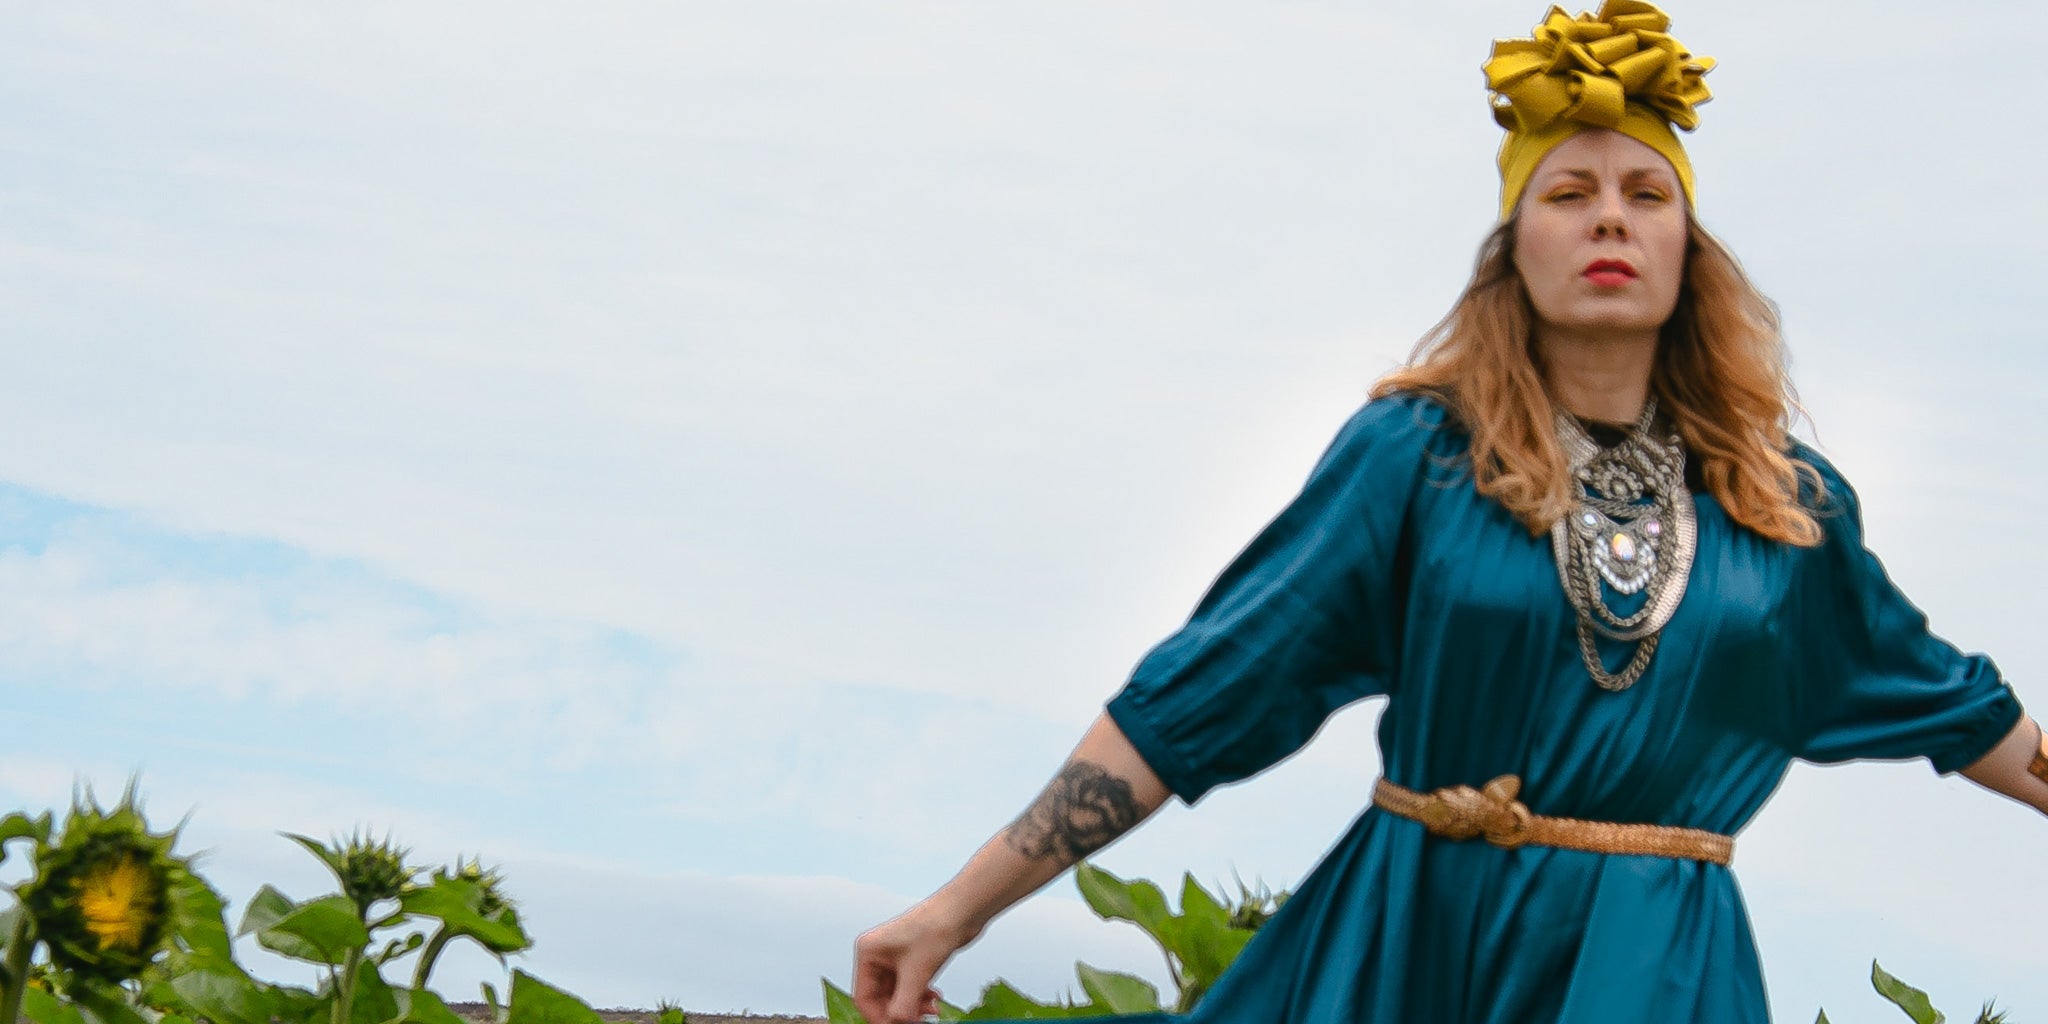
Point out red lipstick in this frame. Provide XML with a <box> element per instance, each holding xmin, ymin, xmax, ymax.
<box><xmin>1583</xmin><ymin>259</ymin><xmax>1637</xmax><ymax>288</ymax></box>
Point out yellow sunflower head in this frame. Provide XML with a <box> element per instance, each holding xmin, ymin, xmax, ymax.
<box><xmin>20</xmin><ymin>786</ymin><xmax>188</xmax><ymax>984</ymax></box>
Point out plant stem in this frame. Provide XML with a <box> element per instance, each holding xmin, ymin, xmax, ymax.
<box><xmin>410</xmin><ymin>929</ymin><xmax>450</xmax><ymax>991</ymax></box>
<box><xmin>0</xmin><ymin>910</ymin><xmax>33</xmax><ymax>1024</ymax></box>
<box><xmin>333</xmin><ymin>948</ymin><xmax>363</xmax><ymax>1024</ymax></box>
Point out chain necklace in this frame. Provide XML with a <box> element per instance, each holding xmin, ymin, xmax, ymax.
<box><xmin>1548</xmin><ymin>399</ymin><xmax>1697</xmax><ymax>691</ymax></box>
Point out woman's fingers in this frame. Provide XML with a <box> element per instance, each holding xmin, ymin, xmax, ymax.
<box><xmin>854</xmin><ymin>920</ymin><xmax>953</xmax><ymax>1024</ymax></box>
<box><xmin>884</xmin><ymin>949</ymin><xmax>947</xmax><ymax>1023</ymax></box>
<box><xmin>852</xmin><ymin>938</ymin><xmax>904</xmax><ymax>1023</ymax></box>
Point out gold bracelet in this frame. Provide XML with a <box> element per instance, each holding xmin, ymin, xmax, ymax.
<box><xmin>2029</xmin><ymin>728</ymin><xmax>2048</xmax><ymax>786</ymax></box>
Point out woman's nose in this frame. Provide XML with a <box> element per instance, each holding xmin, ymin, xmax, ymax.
<box><xmin>1592</xmin><ymin>191</ymin><xmax>1630</xmax><ymax>240</ymax></box>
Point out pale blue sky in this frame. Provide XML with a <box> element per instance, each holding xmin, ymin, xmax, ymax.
<box><xmin>3</xmin><ymin>2</ymin><xmax>2046</xmax><ymax>1020</ymax></box>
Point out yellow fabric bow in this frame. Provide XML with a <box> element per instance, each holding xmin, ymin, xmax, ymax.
<box><xmin>1486</xmin><ymin>1</ymin><xmax>1715</xmax><ymax>219</ymax></box>
<box><xmin>1485</xmin><ymin>0</ymin><xmax>1714</xmax><ymax>136</ymax></box>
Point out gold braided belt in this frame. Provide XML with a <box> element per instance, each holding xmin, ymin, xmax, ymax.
<box><xmin>1373</xmin><ymin>775</ymin><xmax>1734</xmax><ymax>865</ymax></box>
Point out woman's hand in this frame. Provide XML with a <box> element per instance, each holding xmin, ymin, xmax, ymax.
<box><xmin>852</xmin><ymin>899</ymin><xmax>979</xmax><ymax>1023</ymax></box>
<box><xmin>850</xmin><ymin>713</ymin><xmax>1171</xmax><ymax>1023</ymax></box>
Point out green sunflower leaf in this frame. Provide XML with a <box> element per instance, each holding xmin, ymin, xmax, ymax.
<box><xmin>1171</xmin><ymin>873</ymin><xmax>1241</xmax><ymax>989</ymax></box>
<box><xmin>1177</xmin><ymin>874</ymin><xmax>1229</xmax><ymax>930</ymax></box>
<box><xmin>1074</xmin><ymin>962</ymin><xmax>1161</xmax><ymax>1014</ymax></box>
<box><xmin>1871</xmin><ymin>961</ymin><xmax>1945</xmax><ymax>1024</ymax></box>
<box><xmin>21</xmin><ymin>987</ymin><xmax>88</xmax><ymax>1024</ymax></box>
<box><xmin>1074</xmin><ymin>863</ymin><xmax>1171</xmax><ymax>938</ymax></box>
<box><xmin>283</xmin><ymin>833</ymin><xmax>350</xmax><ymax>889</ymax></box>
<box><xmin>272</xmin><ymin>985</ymin><xmax>327</xmax><ymax>1023</ymax></box>
<box><xmin>66</xmin><ymin>979</ymin><xmax>151</xmax><ymax>1024</ymax></box>
<box><xmin>373</xmin><ymin>932</ymin><xmax>427</xmax><ymax>966</ymax></box>
<box><xmin>390</xmin><ymin>988</ymin><xmax>470</xmax><ymax>1024</ymax></box>
<box><xmin>348</xmin><ymin>961</ymin><xmax>400</xmax><ymax>1024</ymax></box>
<box><xmin>819</xmin><ymin>981</ymin><xmax>867</xmax><ymax>1024</ymax></box>
<box><xmin>169</xmin><ymin>872</ymin><xmax>236</xmax><ymax>962</ymax></box>
<box><xmin>0</xmin><ymin>811</ymin><xmax>52</xmax><ymax>863</ymax></box>
<box><xmin>236</xmin><ymin>886</ymin><xmax>296</xmax><ymax>937</ymax></box>
<box><xmin>504</xmin><ymin>970</ymin><xmax>603</xmax><ymax>1024</ymax></box>
<box><xmin>956</xmin><ymin>980</ymin><xmax>1098</xmax><ymax>1020</ymax></box>
<box><xmin>250</xmin><ymin>892</ymin><xmax>370</xmax><ymax>965</ymax></box>
<box><xmin>166</xmin><ymin>968</ymin><xmax>278</xmax><ymax>1024</ymax></box>
<box><xmin>398</xmin><ymin>877</ymin><xmax>528</xmax><ymax>954</ymax></box>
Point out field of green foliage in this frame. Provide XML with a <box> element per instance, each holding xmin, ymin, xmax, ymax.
<box><xmin>0</xmin><ymin>784</ymin><xmax>2007</xmax><ymax>1024</ymax></box>
<box><xmin>0</xmin><ymin>783</ymin><xmax>658</xmax><ymax>1024</ymax></box>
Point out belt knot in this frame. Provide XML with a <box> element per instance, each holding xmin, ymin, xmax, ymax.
<box><xmin>1413</xmin><ymin>774</ymin><xmax>1533</xmax><ymax>849</ymax></box>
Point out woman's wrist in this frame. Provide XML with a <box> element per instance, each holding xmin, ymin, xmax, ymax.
<box><xmin>918</xmin><ymin>886</ymin><xmax>992</xmax><ymax>946</ymax></box>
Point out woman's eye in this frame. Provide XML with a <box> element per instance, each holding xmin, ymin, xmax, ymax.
<box><xmin>1633</xmin><ymin>190</ymin><xmax>1669</xmax><ymax>202</ymax></box>
<box><xmin>1546</xmin><ymin>190</ymin><xmax>1586</xmax><ymax>202</ymax></box>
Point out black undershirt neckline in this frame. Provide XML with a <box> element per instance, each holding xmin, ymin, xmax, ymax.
<box><xmin>1570</xmin><ymin>415</ymin><xmax>1707</xmax><ymax>490</ymax></box>
<box><xmin>1575</xmin><ymin>416</ymin><xmax>1633</xmax><ymax>448</ymax></box>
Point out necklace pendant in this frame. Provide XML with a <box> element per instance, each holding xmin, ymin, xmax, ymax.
<box><xmin>1610</xmin><ymin>533</ymin><xmax>1637</xmax><ymax>563</ymax></box>
<box><xmin>1549</xmin><ymin>400</ymin><xmax>1697</xmax><ymax>691</ymax></box>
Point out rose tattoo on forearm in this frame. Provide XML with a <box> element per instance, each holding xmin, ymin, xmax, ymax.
<box><xmin>1004</xmin><ymin>760</ymin><xmax>1142</xmax><ymax>863</ymax></box>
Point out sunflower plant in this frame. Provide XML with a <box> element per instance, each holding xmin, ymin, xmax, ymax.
<box><xmin>146</xmin><ymin>830</ymin><xmax>606</xmax><ymax>1024</ymax></box>
<box><xmin>0</xmin><ymin>783</ymin><xmax>216</xmax><ymax>1024</ymax></box>
<box><xmin>1814</xmin><ymin>961</ymin><xmax>2007</xmax><ymax>1024</ymax></box>
<box><xmin>0</xmin><ymin>784</ymin><xmax>614</xmax><ymax>1024</ymax></box>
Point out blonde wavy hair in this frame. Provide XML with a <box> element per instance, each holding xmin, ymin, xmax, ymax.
<box><xmin>1372</xmin><ymin>218</ymin><xmax>1825</xmax><ymax>547</ymax></box>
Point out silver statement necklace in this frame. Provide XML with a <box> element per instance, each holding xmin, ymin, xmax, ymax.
<box><xmin>1549</xmin><ymin>399</ymin><xmax>1697</xmax><ymax>691</ymax></box>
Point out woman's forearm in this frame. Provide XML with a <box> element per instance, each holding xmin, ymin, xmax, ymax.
<box><xmin>1960</xmin><ymin>714</ymin><xmax>2048</xmax><ymax>815</ymax></box>
<box><xmin>930</xmin><ymin>711</ymin><xmax>1172</xmax><ymax>937</ymax></box>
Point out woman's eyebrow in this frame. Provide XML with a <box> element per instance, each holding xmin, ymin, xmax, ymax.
<box><xmin>1541</xmin><ymin>168</ymin><xmax>1675</xmax><ymax>187</ymax></box>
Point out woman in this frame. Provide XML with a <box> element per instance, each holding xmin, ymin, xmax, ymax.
<box><xmin>853</xmin><ymin>3</ymin><xmax>2048</xmax><ymax>1021</ymax></box>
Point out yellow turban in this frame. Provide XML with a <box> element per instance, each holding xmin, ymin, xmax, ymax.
<box><xmin>1486</xmin><ymin>1</ymin><xmax>1715</xmax><ymax>221</ymax></box>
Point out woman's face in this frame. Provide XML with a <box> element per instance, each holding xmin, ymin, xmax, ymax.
<box><xmin>1512</xmin><ymin>130</ymin><xmax>1689</xmax><ymax>340</ymax></box>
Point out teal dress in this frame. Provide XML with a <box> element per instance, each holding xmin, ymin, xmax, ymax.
<box><xmin>1091</xmin><ymin>393</ymin><xmax>2021</xmax><ymax>1023</ymax></box>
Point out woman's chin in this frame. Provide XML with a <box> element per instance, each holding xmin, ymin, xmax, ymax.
<box><xmin>1539</xmin><ymin>310</ymin><xmax>1670</xmax><ymax>340</ymax></box>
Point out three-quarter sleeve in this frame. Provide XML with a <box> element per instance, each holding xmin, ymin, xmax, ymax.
<box><xmin>1790</xmin><ymin>447</ymin><xmax>2023</xmax><ymax>774</ymax></box>
<box><xmin>1106</xmin><ymin>395</ymin><xmax>1441</xmax><ymax>804</ymax></box>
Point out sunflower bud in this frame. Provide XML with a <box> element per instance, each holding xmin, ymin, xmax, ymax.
<box><xmin>334</xmin><ymin>832</ymin><xmax>414</xmax><ymax>914</ymax></box>
<box><xmin>438</xmin><ymin>856</ymin><xmax>513</xmax><ymax>918</ymax></box>
<box><xmin>20</xmin><ymin>789</ymin><xmax>185</xmax><ymax>985</ymax></box>
<box><xmin>1225</xmin><ymin>881</ymin><xmax>1288</xmax><ymax>933</ymax></box>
